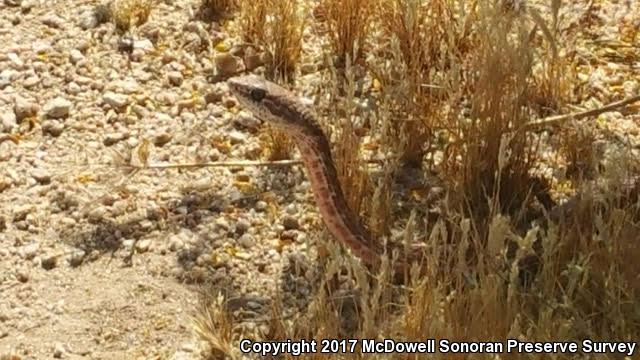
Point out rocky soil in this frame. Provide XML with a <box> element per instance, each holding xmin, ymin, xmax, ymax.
<box><xmin>0</xmin><ymin>0</ymin><xmax>638</xmax><ymax>359</ymax></box>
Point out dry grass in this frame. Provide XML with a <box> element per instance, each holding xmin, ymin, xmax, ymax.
<box><xmin>320</xmin><ymin>0</ymin><xmax>373</xmax><ymax>67</ymax></box>
<box><xmin>373</xmin><ymin>0</ymin><xmax>475</xmax><ymax>166</ymax></box>
<box><xmin>237</xmin><ymin>0</ymin><xmax>304</xmax><ymax>81</ymax></box>
<box><xmin>110</xmin><ymin>0</ymin><xmax>153</xmax><ymax>33</ymax></box>
<box><xmin>260</xmin><ymin>126</ymin><xmax>295</xmax><ymax>161</ymax></box>
<box><xmin>196</xmin><ymin>0</ymin><xmax>640</xmax><ymax>358</ymax></box>
<box><xmin>559</xmin><ymin>122</ymin><xmax>599</xmax><ymax>181</ymax></box>
<box><xmin>236</xmin><ymin>0</ymin><xmax>305</xmax><ymax>160</ymax></box>
<box><xmin>328</xmin><ymin>65</ymin><xmax>374</xmax><ymax>224</ymax></box>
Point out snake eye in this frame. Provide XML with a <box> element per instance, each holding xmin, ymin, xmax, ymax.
<box><xmin>250</xmin><ymin>88</ymin><xmax>266</xmax><ymax>102</ymax></box>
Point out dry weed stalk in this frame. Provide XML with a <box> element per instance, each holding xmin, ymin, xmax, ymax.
<box><xmin>528</xmin><ymin>1</ymin><xmax>576</xmax><ymax>114</ymax></box>
<box><xmin>329</xmin><ymin>67</ymin><xmax>373</xmax><ymax>223</ymax></box>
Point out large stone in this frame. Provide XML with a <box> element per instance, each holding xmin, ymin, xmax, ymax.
<box><xmin>1</xmin><ymin>112</ymin><xmax>17</xmax><ymax>133</ymax></box>
<box><xmin>214</xmin><ymin>53</ymin><xmax>242</xmax><ymax>76</ymax></box>
<box><xmin>43</xmin><ymin>97</ymin><xmax>71</xmax><ymax>118</ymax></box>
<box><xmin>14</xmin><ymin>96</ymin><xmax>38</xmax><ymax>121</ymax></box>
<box><xmin>102</xmin><ymin>92</ymin><xmax>129</xmax><ymax>108</ymax></box>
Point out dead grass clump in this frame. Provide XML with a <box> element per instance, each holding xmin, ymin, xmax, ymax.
<box><xmin>260</xmin><ymin>126</ymin><xmax>295</xmax><ymax>161</ymax></box>
<box><xmin>374</xmin><ymin>0</ymin><xmax>476</xmax><ymax>166</ymax></box>
<box><xmin>236</xmin><ymin>0</ymin><xmax>304</xmax><ymax>159</ymax></box>
<box><xmin>447</xmin><ymin>1</ymin><xmax>544</xmax><ymax>234</ymax></box>
<box><xmin>237</xmin><ymin>0</ymin><xmax>304</xmax><ymax>81</ymax></box>
<box><xmin>192</xmin><ymin>291</ymin><xmax>240</xmax><ymax>359</ymax></box>
<box><xmin>110</xmin><ymin>0</ymin><xmax>153</xmax><ymax>33</ymax></box>
<box><xmin>320</xmin><ymin>0</ymin><xmax>372</xmax><ymax>68</ymax></box>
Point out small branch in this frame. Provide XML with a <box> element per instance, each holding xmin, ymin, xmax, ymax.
<box><xmin>123</xmin><ymin>159</ymin><xmax>303</xmax><ymax>170</ymax></box>
<box><xmin>520</xmin><ymin>94</ymin><xmax>640</xmax><ymax>133</ymax></box>
<box><xmin>118</xmin><ymin>158</ymin><xmax>384</xmax><ymax>171</ymax></box>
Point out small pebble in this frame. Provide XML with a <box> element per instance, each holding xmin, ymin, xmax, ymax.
<box><xmin>282</xmin><ymin>215</ymin><xmax>299</xmax><ymax>230</ymax></box>
<box><xmin>16</xmin><ymin>268</ymin><xmax>30</xmax><ymax>283</ymax></box>
<box><xmin>68</xmin><ymin>250</ymin><xmax>85</xmax><ymax>267</ymax></box>
<box><xmin>167</xmin><ymin>71</ymin><xmax>183</xmax><ymax>86</ymax></box>
<box><xmin>41</xmin><ymin>255</ymin><xmax>57</xmax><ymax>270</ymax></box>
<box><xmin>235</xmin><ymin>219</ymin><xmax>251</xmax><ymax>235</ymax></box>
<box><xmin>214</xmin><ymin>53</ymin><xmax>242</xmax><ymax>76</ymax></box>
<box><xmin>53</xmin><ymin>343</ymin><xmax>65</xmax><ymax>358</ymax></box>
<box><xmin>136</xmin><ymin>239</ymin><xmax>151</xmax><ymax>253</ymax></box>
<box><xmin>238</xmin><ymin>234</ymin><xmax>254</xmax><ymax>248</ymax></box>
<box><xmin>14</xmin><ymin>96</ymin><xmax>38</xmax><ymax>121</ymax></box>
<box><xmin>30</xmin><ymin>168</ymin><xmax>51</xmax><ymax>184</ymax></box>
<box><xmin>153</xmin><ymin>132</ymin><xmax>172</xmax><ymax>147</ymax></box>
<box><xmin>42</xmin><ymin>120</ymin><xmax>65</xmax><ymax>137</ymax></box>
<box><xmin>169</xmin><ymin>236</ymin><xmax>184</xmax><ymax>252</ymax></box>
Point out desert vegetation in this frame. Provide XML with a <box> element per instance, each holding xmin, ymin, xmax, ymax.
<box><xmin>195</xmin><ymin>0</ymin><xmax>640</xmax><ymax>359</ymax></box>
<box><xmin>0</xmin><ymin>0</ymin><xmax>638</xmax><ymax>358</ymax></box>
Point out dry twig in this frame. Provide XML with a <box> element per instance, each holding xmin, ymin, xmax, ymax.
<box><xmin>521</xmin><ymin>94</ymin><xmax>640</xmax><ymax>132</ymax></box>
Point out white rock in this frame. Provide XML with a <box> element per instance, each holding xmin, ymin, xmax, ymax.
<box><xmin>78</xmin><ymin>10</ymin><xmax>98</xmax><ymax>30</ymax></box>
<box><xmin>133</xmin><ymin>39</ymin><xmax>154</xmax><ymax>51</ymax></box>
<box><xmin>167</xmin><ymin>71</ymin><xmax>183</xmax><ymax>86</ymax></box>
<box><xmin>42</xmin><ymin>14</ymin><xmax>64</xmax><ymax>29</ymax></box>
<box><xmin>20</xmin><ymin>243</ymin><xmax>40</xmax><ymax>260</ymax></box>
<box><xmin>44</xmin><ymin>97</ymin><xmax>71</xmax><ymax>118</ymax></box>
<box><xmin>1</xmin><ymin>112</ymin><xmax>17</xmax><ymax>133</ymax></box>
<box><xmin>168</xmin><ymin>236</ymin><xmax>184</xmax><ymax>251</ymax></box>
<box><xmin>14</xmin><ymin>96</ymin><xmax>38</xmax><ymax>120</ymax></box>
<box><xmin>7</xmin><ymin>53</ymin><xmax>24</xmax><ymax>69</ymax></box>
<box><xmin>67</xmin><ymin>82</ymin><xmax>81</xmax><ymax>94</ymax></box>
<box><xmin>32</xmin><ymin>42</ymin><xmax>52</xmax><ymax>54</ymax></box>
<box><xmin>42</xmin><ymin>14</ymin><xmax>63</xmax><ymax>28</ymax></box>
<box><xmin>136</xmin><ymin>239</ymin><xmax>151</xmax><ymax>253</ymax></box>
<box><xmin>228</xmin><ymin>131</ymin><xmax>246</xmax><ymax>144</ymax></box>
<box><xmin>0</xmin><ymin>69</ymin><xmax>15</xmax><ymax>88</ymax></box>
<box><xmin>23</xmin><ymin>76</ymin><xmax>39</xmax><ymax>88</ymax></box>
<box><xmin>69</xmin><ymin>49</ymin><xmax>85</xmax><ymax>64</ymax></box>
<box><xmin>53</xmin><ymin>342</ymin><xmax>65</xmax><ymax>358</ymax></box>
<box><xmin>102</xmin><ymin>92</ymin><xmax>129</xmax><ymax>108</ymax></box>
<box><xmin>112</xmin><ymin>79</ymin><xmax>140</xmax><ymax>94</ymax></box>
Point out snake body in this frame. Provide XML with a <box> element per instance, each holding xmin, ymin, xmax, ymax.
<box><xmin>228</xmin><ymin>75</ymin><xmax>405</xmax><ymax>273</ymax></box>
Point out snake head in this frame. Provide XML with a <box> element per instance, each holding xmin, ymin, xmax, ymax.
<box><xmin>227</xmin><ymin>75</ymin><xmax>316</xmax><ymax>134</ymax></box>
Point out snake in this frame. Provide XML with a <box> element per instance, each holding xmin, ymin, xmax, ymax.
<box><xmin>228</xmin><ymin>74</ymin><xmax>416</xmax><ymax>275</ymax></box>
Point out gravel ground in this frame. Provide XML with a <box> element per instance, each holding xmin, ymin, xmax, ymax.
<box><xmin>0</xmin><ymin>0</ymin><xmax>638</xmax><ymax>359</ymax></box>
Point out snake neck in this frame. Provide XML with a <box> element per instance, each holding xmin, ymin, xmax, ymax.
<box><xmin>293</xmin><ymin>132</ymin><xmax>383</xmax><ymax>266</ymax></box>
